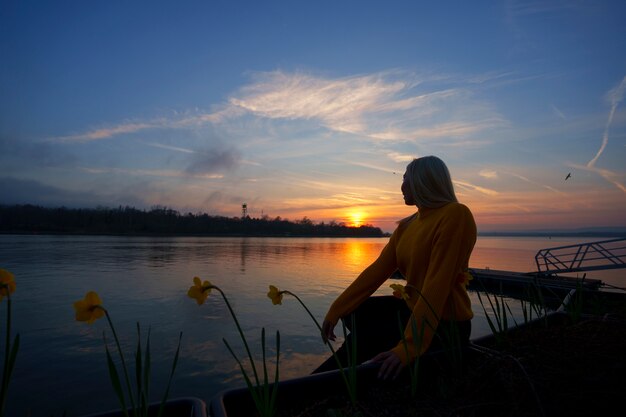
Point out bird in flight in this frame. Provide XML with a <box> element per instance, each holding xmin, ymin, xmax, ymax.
<box><xmin>565</xmin><ymin>173</ymin><xmax>571</xmax><ymax>180</ymax></box>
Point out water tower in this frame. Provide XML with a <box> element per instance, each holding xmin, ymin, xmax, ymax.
<box><xmin>242</xmin><ymin>203</ymin><xmax>247</xmax><ymax>218</ymax></box>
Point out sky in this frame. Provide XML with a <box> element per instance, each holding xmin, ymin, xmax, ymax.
<box><xmin>1</xmin><ymin>0</ymin><xmax>625</xmax><ymax>233</ymax></box>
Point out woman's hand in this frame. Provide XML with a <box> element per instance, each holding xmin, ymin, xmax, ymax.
<box><xmin>372</xmin><ymin>350</ymin><xmax>405</xmax><ymax>380</ymax></box>
<box><xmin>321</xmin><ymin>319</ymin><xmax>336</xmax><ymax>343</ymax></box>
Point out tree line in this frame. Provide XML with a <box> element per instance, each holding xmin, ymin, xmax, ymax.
<box><xmin>0</xmin><ymin>204</ymin><xmax>385</xmax><ymax>237</ymax></box>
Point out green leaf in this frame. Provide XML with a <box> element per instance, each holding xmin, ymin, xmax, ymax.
<box><xmin>261</xmin><ymin>328</ymin><xmax>269</xmax><ymax>407</ymax></box>
<box><xmin>269</xmin><ymin>330</ymin><xmax>280</xmax><ymax>415</ymax></box>
<box><xmin>5</xmin><ymin>334</ymin><xmax>19</xmax><ymax>383</ymax></box>
<box><xmin>143</xmin><ymin>327</ymin><xmax>152</xmax><ymax>415</ymax></box>
<box><xmin>156</xmin><ymin>332</ymin><xmax>181</xmax><ymax>417</ymax></box>
<box><xmin>222</xmin><ymin>338</ymin><xmax>263</xmax><ymax>414</ymax></box>
<box><xmin>104</xmin><ymin>334</ymin><xmax>129</xmax><ymax>417</ymax></box>
<box><xmin>134</xmin><ymin>323</ymin><xmax>143</xmax><ymax>416</ymax></box>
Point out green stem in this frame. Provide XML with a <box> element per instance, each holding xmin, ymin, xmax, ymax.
<box><xmin>3</xmin><ymin>294</ymin><xmax>11</xmax><ymax>383</ymax></box>
<box><xmin>103</xmin><ymin>309</ymin><xmax>137</xmax><ymax>415</ymax></box>
<box><xmin>0</xmin><ymin>292</ymin><xmax>11</xmax><ymax>417</ymax></box>
<box><xmin>211</xmin><ymin>286</ymin><xmax>261</xmax><ymax>388</ymax></box>
<box><xmin>283</xmin><ymin>291</ymin><xmax>352</xmax><ymax>401</ymax></box>
<box><xmin>283</xmin><ymin>292</ymin><xmax>322</xmax><ymax>331</ymax></box>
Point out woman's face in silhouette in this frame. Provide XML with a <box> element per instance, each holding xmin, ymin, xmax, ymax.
<box><xmin>401</xmin><ymin>170</ymin><xmax>415</xmax><ymax>206</ymax></box>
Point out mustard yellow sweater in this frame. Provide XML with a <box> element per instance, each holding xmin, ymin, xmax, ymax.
<box><xmin>324</xmin><ymin>202</ymin><xmax>477</xmax><ymax>364</ymax></box>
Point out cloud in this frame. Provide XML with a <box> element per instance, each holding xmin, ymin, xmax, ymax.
<box><xmin>145</xmin><ymin>142</ymin><xmax>195</xmax><ymax>153</ymax></box>
<box><xmin>453</xmin><ymin>180</ymin><xmax>499</xmax><ymax>196</ymax></box>
<box><xmin>0</xmin><ymin>136</ymin><xmax>78</xmax><ymax>167</ymax></box>
<box><xmin>229</xmin><ymin>71</ymin><xmax>404</xmax><ymax>134</ymax></box>
<box><xmin>342</xmin><ymin>160</ymin><xmax>399</xmax><ymax>175</ymax></box>
<box><xmin>185</xmin><ymin>146</ymin><xmax>241</xmax><ymax>175</ymax></box>
<box><xmin>507</xmin><ymin>0</ymin><xmax>576</xmax><ymax>17</ymax></box>
<box><xmin>551</xmin><ymin>104</ymin><xmax>566</xmax><ymax>120</ymax></box>
<box><xmin>79</xmin><ymin>166</ymin><xmax>223</xmax><ymax>180</ymax></box>
<box><xmin>229</xmin><ymin>70</ymin><xmax>504</xmax><ymax>142</ymax></box>
<box><xmin>587</xmin><ymin>75</ymin><xmax>626</xmax><ymax>168</ymax></box>
<box><xmin>569</xmin><ymin>163</ymin><xmax>626</xmax><ymax>194</ymax></box>
<box><xmin>479</xmin><ymin>169</ymin><xmax>498</xmax><ymax>179</ymax></box>
<box><xmin>503</xmin><ymin>170</ymin><xmax>567</xmax><ymax>195</ymax></box>
<box><xmin>371</xmin><ymin>120</ymin><xmax>502</xmax><ymax>141</ymax></box>
<box><xmin>47</xmin><ymin>107</ymin><xmax>244</xmax><ymax>143</ymax></box>
<box><xmin>386</xmin><ymin>152</ymin><xmax>416</xmax><ymax>163</ymax></box>
<box><xmin>144</xmin><ymin>141</ymin><xmax>244</xmax><ymax>176</ymax></box>
<box><xmin>0</xmin><ymin>177</ymin><xmax>105</xmax><ymax>207</ymax></box>
<box><xmin>46</xmin><ymin>69</ymin><xmax>505</xmax><ymax>150</ymax></box>
<box><xmin>202</xmin><ymin>191</ymin><xmax>245</xmax><ymax>206</ymax></box>
<box><xmin>53</xmin><ymin>122</ymin><xmax>157</xmax><ymax>142</ymax></box>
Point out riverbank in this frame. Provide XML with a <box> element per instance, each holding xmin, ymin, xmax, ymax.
<box><xmin>0</xmin><ymin>204</ymin><xmax>386</xmax><ymax>237</ymax></box>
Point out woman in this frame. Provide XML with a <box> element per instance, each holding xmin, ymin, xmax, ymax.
<box><xmin>316</xmin><ymin>155</ymin><xmax>477</xmax><ymax>381</ymax></box>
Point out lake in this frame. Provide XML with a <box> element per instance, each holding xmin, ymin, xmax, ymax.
<box><xmin>0</xmin><ymin>234</ymin><xmax>622</xmax><ymax>417</ymax></box>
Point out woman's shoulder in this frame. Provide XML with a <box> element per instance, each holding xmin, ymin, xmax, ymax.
<box><xmin>397</xmin><ymin>212</ymin><xmax>419</xmax><ymax>226</ymax></box>
<box><xmin>440</xmin><ymin>201</ymin><xmax>472</xmax><ymax>214</ymax></box>
<box><xmin>441</xmin><ymin>202</ymin><xmax>475</xmax><ymax>225</ymax></box>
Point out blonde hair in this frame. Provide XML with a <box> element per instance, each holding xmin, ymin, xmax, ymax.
<box><xmin>406</xmin><ymin>155</ymin><xmax>457</xmax><ymax>209</ymax></box>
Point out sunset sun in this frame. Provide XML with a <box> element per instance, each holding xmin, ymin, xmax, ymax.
<box><xmin>348</xmin><ymin>211</ymin><xmax>366</xmax><ymax>228</ymax></box>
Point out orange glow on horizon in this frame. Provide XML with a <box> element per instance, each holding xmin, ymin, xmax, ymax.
<box><xmin>287</xmin><ymin>204</ymin><xmax>412</xmax><ymax>233</ymax></box>
<box><xmin>348</xmin><ymin>211</ymin><xmax>366</xmax><ymax>227</ymax></box>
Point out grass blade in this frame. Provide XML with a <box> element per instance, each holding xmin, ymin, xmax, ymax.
<box><xmin>143</xmin><ymin>327</ymin><xmax>151</xmax><ymax>416</ymax></box>
<box><xmin>156</xmin><ymin>332</ymin><xmax>182</xmax><ymax>417</ymax></box>
<box><xmin>222</xmin><ymin>338</ymin><xmax>262</xmax><ymax>412</ymax></box>
<box><xmin>134</xmin><ymin>323</ymin><xmax>143</xmax><ymax>416</ymax></box>
<box><xmin>104</xmin><ymin>333</ymin><xmax>129</xmax><ymax>417</ymax></box>
<box><xmin>5</xmin><ymin>334</ymin><xmax>19</xmax><ymax>384</ymax></box>
<box><xmin>269</xmin><ymin>330</ymin><xmax>280</xmax><ymax>414</ymax></box>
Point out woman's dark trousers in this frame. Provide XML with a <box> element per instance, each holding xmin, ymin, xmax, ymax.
<box><xmin>311</xmin><ymin>296</ymin><xmax>471</xmax><ymax>375</ymax></box>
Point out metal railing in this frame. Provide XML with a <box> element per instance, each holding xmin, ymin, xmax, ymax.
<box><xmin>535</xmin><ymin>237</ymin><xmax>626</xmax><ymax>273</ymax></box>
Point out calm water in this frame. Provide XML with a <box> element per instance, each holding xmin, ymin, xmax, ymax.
<box><xmin>0</xmin><ymin>234</ymin><xmax>622</xmax><ymax>417</ymax></box>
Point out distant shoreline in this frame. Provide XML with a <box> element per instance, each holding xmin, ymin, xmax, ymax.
<box><xmin>1</xmin><ymin>204</ymin><xmax>624</xmax><ymax>239</ymax></box>
<box><xmin>0</xmin><ymin>204</ymin><xmax>386</xmax><ymax>238</ymax></box>
<box><xmin>1</xmin><ymin>230</ymin><xmax>624</xmax><ymax>239</ymax></box>
<box><xmin>477</xmin><ymin>231</ymin><xmax>626</xmax><ymax>238</ymax></box>
<box><xmin>0</xmin><ymin>230</ymin><xmax>388</xmax><ymax>238</ymax></box>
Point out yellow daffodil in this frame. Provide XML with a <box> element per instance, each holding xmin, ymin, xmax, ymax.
<box><xmin>390</xmin><ymin>283</ymin><xmax>409</xmax><ymax>301</ymax></box>
<box><xmin>0</xmin><ymin>269</ymin><xmax>16</xmax><ymax>302</ymax></box>
<box><xmin>267</xmin><ymin>285</ymin><xmax>283</xmax><ymax>305</ymax></box>
<box><xmin>73</xmin><ymin>291</ymin><xmax>105</xmax><ymax>324</ymax></box>
<box><xmin>457</xmin><ymin>270</ymin><xmax>473</xmax><ymax>288</ymax></box>
<box><xmin>188</xmin><ymin>276</ymin><xmax>212</xmax><ymax>305</ymax></box>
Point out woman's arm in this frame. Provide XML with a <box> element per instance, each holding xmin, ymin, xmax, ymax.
<box><xmin>323</xmin><ymin>230</ymin><xmax>401</xmax><ymax>331</ymax></box>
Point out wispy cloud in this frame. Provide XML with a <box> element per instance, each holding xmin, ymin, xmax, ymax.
<box><xmin>371</xmin><ymin>120</ymin><xmax>503</xmax><ymax>142</ymax></box>
<box><xmin>570</xmin><ymin>163</ymin><xmax>626</xmax><ymax>193</ymax></box>
<box><xmin>229</xmin><ymin>71</ymin><xmax>406</xmax><ymax>136</ymax></box>
<box><xmin>80</xmin><ymin>166</ymin><xmax>223</xmax><ymax>179</ymax></box>
<box><xmin>551</xmin><ymin>104</ymin><xmax>566</xmax><ymax>120</ymax></box>
<box><xmin>0</xmin><ymin>136</ymin><xmax>78</xmax><ymax>167</ymax></box>
<box><xmin>587</xmin><ymin>76</ymin><xmax>626</xmax><ymax>168</ymax></box>
<box><xmin>229</xmin><ymin>70</ymin><xmax>505</xmax><ymax>142</ymax></box>
<box><xmin>453</xmin><ymin>180</ymin><xmax>499</xmax><ymax>196</ymax></box>
<box><xmin>0</xmin><ymin>176</ymin><xmax>105</xmax><ymax>207</ymax></box>
<box><xmin>386</xmin><ymin>152</ymin><xmax>416</xmax><ymax>163</ymax></box>
<box><xmin>507</xmin><ymin>0</ymin><xmax>577</xmax><ymax>17</ymax></box>
<box><xmin>48</xmin><ymin>70</ymin><xmax>505</xmax><ymax>149</ymax></box>
<box><xmin>53</xmin><ymin>122</ymin><xmax>158</xmax><ymax>142</ymax></box>
<box><xmin>479</xmin><ymin>169</ymin><xmax>499</xmax><ymax>179</ymax></box>
<box><xmin>185</xmin><ymin>147</ymin><xmax>241</xmax><ymax>175</ymax></box>
<box><xmin>145</xmin><ymin>142</ymin><xmax>195</xmax><ymax>153</ymax></box>
<box><xmin>48</xmin><ymin>107</ymin><xmax>244</xmax><ymax>143</ymax></box>
<box><xmin>504</xmin><ymin>170</ymin><xmax>567</xmax><ymax>195</ymax></box>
